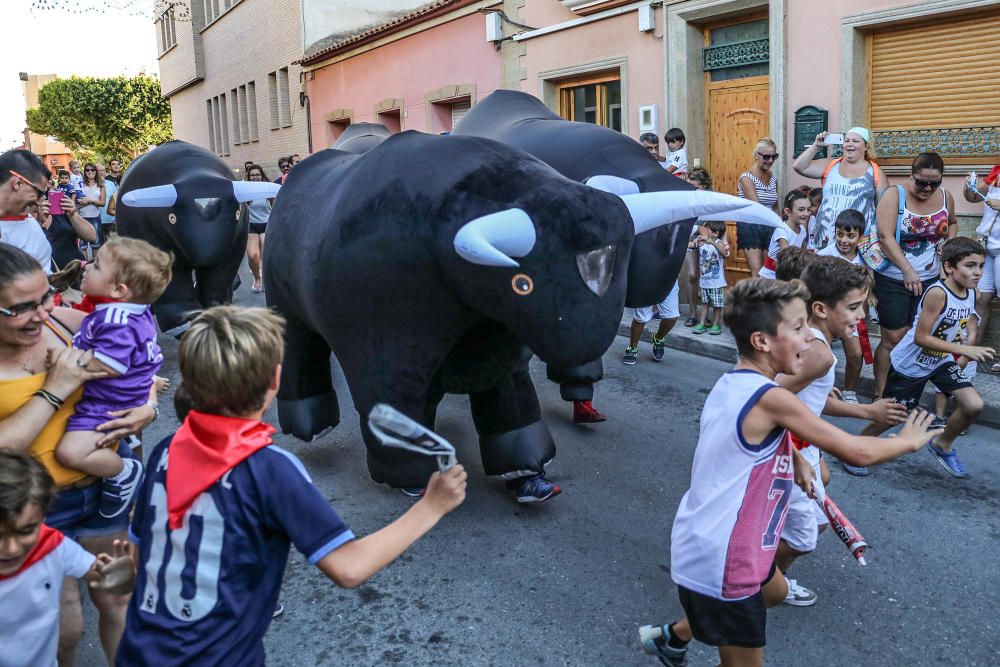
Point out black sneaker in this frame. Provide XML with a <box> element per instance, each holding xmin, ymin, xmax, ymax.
<box><xmin>651</xmin><ymin>334</ymin><xmax>666</xmax><ymax>362</ymax></box>
<box><xmin>623</xmin><ymin>346</ymin><xmax>638</xmax><ymax>365</ymax></box>
<box><xmin>514</xmin><ymin>474</ymin><xmax>561</xmax><ymax>504</ymax></box>
<box><xmin>638</xmin><ymin>624</ymin><xmax>688</xmax><ymax>667</ymax></box>
<box><xmin>99</xmin><ymin>458</ymin><xmax>144</xmax><ymax>518</ymax></box>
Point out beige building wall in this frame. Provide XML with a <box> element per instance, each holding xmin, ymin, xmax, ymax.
<box><xmin>156</xmin><ymin>0</ymin><xmax>308</xmax><ymax>180</ymax></box>
<box><xmin>20</xmin><ymin>74</ymin><xmax>72</xmax><ymax>158</ymax></box>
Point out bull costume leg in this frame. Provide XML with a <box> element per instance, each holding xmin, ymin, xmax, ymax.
<box><xmin>274</xmin><ymin>311</ymin><xmax>341</xmax><ymax>442</ymax></box>
<box><xmin>471</xmin><ymin>358</ymin><xmax>556</xmax><ymax>484</ymax></box>
<box><xmin>546</xmin><ymin>360</ymin><xmax>606</xmax><ymax>424</ymax></box>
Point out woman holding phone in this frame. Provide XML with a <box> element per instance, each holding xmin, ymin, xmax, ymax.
<box><xmin>41</xmin><ymin>191</ymin><xmax>97</xmax><ymax>270</ymax></box>
<box><xmin>792</xmin><ymin>127</ymin><xmax>887</xmax><ymax>252</ymax></box>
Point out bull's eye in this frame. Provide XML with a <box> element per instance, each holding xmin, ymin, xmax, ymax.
<box><xmin>193</xmin><ymin>197</ymin><xmax>222</xmax><ymax>219</ymax></box>
<box><xmin>167</xmin><ymin>213</ymin><xmax>177</xmax><ymax>225</ymax></box>
<box><xmin>576</xmin><ymin>244</ymin><xmax>616</xmax><ymax>296</ymax></box>
<box><xmin>511</xmin><ymin>273</ymin><xmax>534</xmax><ymax>295</ymax></box>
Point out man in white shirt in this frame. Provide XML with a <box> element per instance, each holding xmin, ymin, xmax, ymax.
<box><xmin>2</xmin><ymin>201</ymin><xmax>52</xmax><ymax>273</ymax></box>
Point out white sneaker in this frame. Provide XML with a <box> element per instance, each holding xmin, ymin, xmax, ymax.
<box><xmin>783</xmin><ymin>577</ymin><xmax>818</xmax><ymax>607</ymax></box>
<box><xmin>841</xmin><ymin>390</ymin><xmax>859</xmax><ymax>404</ymax></box>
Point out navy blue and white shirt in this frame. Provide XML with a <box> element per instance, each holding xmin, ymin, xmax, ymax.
<box><xmin>117</xmin><ymin>436</ymin><xmax>354</xmax><ymax>666</ymax></box>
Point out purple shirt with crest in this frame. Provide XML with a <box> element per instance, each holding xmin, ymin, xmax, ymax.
<box><xmin>72</xmin><ymin>303</ymin><xmax>162</xmax><ymax>411</ymax></box>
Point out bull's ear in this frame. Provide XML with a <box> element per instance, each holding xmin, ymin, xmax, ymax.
<box><xmin>585</xmin><ymin>175</ymin><xmax>640</xmax><ymax>196</ymax></box>
<box><xmin>232</xmin><ymin>181</ymin><xmax>281</xmax><ymax>202</ymax></box>
<box><xmin>453</xmin><ymin>209</ymin><xmax>536</xmax><ymax>268</ymax></box>
<box><xmin>121</xmin><ymin>184</ymin><xmax>178</xmax><ymax>208</ymax></box>
<box><xmin>620</xmin><ymin>191</ymin><xmax>753</xmax><ymax>235</ymax></box>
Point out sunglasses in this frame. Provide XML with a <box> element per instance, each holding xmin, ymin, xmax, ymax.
<box><xmin>85</xmin><ymin>168</ymin><xmax>97</xmax><ymax>172</ymax></box>
<box><xmin>8</xmin><ymin>170</ymin><xmax>47</xmax><ymax>199</ymax></box>
<box><xmin>913</xmin><ymin>177</ymin><xmax>942</xmax><ymax>190</ymax></box>
<box><xmin>756</xmin><ymin>152</ymin><xmax>779</xmax><ymax>162</ymax></box>
<box><xmin>0</xmin><ymin>286</ymin><xmax>57</xmax><ymax>318</ymax></box>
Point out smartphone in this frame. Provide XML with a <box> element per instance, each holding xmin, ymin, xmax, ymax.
<box><xmin>824</xmin><ymin>133</ymin><xmax>845</xmax><ymax>146</ymax></box>
<box><xmin>48</xmin><ymin>190</ymin><xmax>64</xmax><ymax>215</ymax></box>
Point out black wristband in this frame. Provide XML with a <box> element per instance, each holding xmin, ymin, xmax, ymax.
<box><xmin>34</xmin><ymin>389</ymin><xmax>65</xmax><ymax>411</ymax></box>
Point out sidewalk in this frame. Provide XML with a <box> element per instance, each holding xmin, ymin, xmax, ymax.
<box><xmin>617</xmin><ymin>309</ymin><xmax>1000</xmax><ymax>429</ymax></box>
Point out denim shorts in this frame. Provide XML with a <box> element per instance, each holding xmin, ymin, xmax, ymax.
<box><xmin>45</xmin><ymin>442</ymin><xmax>138</xmax><ymax>540</ymax></box>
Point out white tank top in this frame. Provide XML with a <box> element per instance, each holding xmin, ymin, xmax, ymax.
<box><xmin>671</xmin><ymin>370</ymin><xmax>794</xmax><ymax>600</ymax></box>
<box><xmin>890</xmin><ymin>281</ymin><xmax>976</xmax><ymax>377</ymax></box>
<box><xmin>792</xmin><ymin>328</ymin><xmax>836</xmax><ymax>465</ymax></box>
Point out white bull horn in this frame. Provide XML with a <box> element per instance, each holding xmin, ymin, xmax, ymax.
<box><xmin>232</xmin><ymin>181</ymin><xmax>281</xmax><ymax>202</ymax></box>
<box><xmin>697</xmin><ymin>199</ymin><xmax>789</xmax><ymax>231</ymax></box>
<box><xmin>453</xmin><ymin>208</ymin><xmax>536</xmax><ymax>268</ymax></box>
<box><xmin>620</xmin><ymin>191</ymin><xmax>753</xmax><ymax>235</ymax></box>
<box><xmin>121</xmin><ymin>184</ymin><xmax>178</xmax><ymax>208</ymax></box>
<box><xmin>585</xmin><ymin>175</ymin><xmax>640</xmax><ymax>196</ymax></box>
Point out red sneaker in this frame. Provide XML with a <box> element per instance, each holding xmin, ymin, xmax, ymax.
<box><xmin>573</xmin><ymin>400</ymin><xmax>607</xmax><ymax>424</ymax></box>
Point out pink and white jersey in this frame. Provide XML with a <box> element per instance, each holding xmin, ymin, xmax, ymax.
<box><xmin>671</xmin><ymin>370</ymin><xmax>794</xmax><ymax>600</ymax></box>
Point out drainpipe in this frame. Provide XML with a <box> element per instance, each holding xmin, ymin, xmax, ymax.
<box><xmin>299</xmin><ymin>71</ymin><xmax>312</xmax><ymax>153</ymax></box>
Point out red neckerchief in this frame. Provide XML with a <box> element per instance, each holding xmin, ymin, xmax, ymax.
<box><xmin>0</xmin><ymin>524</ymin><xmax>64</xmax><ymax>581</ymax></box>
<box><xmin>165</xmin><ymin>411</ymin><xmax>275</xmax><ymax>529</ymax></box>
<box><xmin>0</xmin><ymin>215</ymin><xmax>27</xmax><ymax>221</ymax></box>
<box><xmin>986</xmin><ymin>165</ymin><xmax>1000</xmax><ymax>188</ymax></box>
<box><xmin>72</xmin><ymin>295</ymin><xmax>122</xmax><ymax>314</ymax></box>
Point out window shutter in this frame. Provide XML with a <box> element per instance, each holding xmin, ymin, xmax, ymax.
<box><xmin>451</xmin><ymin>101</ymin><xmax>471</xmax><ymax>128</ymax></box>
<box><xmin>870</xmin><ymin>10</ymin><xmax>1000</xmax><ymax>130</ymax></box>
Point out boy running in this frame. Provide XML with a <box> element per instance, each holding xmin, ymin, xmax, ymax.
<box><xmin>772</xmin><ymin>256</ymin><xmax>907</xmax><ymax>606</ymax></box>
<box><xmin>638</xmin><ymin>278</ymin><xmax>938</xmax><ymax>667</ymax></box>
<box><xmin>116</xmin><ymin>307</ymin><xmax>467</xmax><ymax>666</ymax></box>
<box><xmin>856</xmin><ymin>237</ymin><xmax>994</xmax><ymax>478</ymax></box>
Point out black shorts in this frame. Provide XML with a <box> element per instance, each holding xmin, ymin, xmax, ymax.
<box><xmin>872</xmin><ymin>273</ymin><xmax>937</xmax><ymax>331</ymax></box>
<box><xmin>736</xmin><ymin>222</ymin><xmax>772</xmax><ymax>250</ymax></box>
<box><xmin>677</xmin><ymin>562</ymin><xmax>776</xmax><ymax>649</ymax></box>
<box><xmin>249</xmin><ymin>222</ymin><xmax>268</xmax><ymax>235</ymax></box>
<box><xmin>884</xmin><ymin>361</ymin><xmax>973</xmax><ymax>410</ymax></box>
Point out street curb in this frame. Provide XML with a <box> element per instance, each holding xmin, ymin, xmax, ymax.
<box><xmin>617</xmin><ymin>322</ymin><xmax>1000</xmax><ymax>430</ymax></box>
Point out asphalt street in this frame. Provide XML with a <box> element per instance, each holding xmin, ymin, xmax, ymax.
<box><xmin>77</xmin><ymin>277</ymin><xmax>1000</xmax><ymax>666</ymax></box>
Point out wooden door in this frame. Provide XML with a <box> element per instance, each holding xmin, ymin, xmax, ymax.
<box><xmin>707</xmin><ymin>78</ymin><xmax>769</xmax><ymax>286</ymax></box>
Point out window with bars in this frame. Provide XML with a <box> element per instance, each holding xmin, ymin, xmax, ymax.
<box><xmin>157</xmin><ymin>10</ymin><xmax>176</xmax><ymax>53</ymax></box>
<box><xmin>207</xmin><ymin>94</ymin><xmax>230</xmax><ymax>156</ymax></box>
<box><xmin>268</xmin><ymin>67</ymin><xmax>292</xmax><ymax>129</ymax></box>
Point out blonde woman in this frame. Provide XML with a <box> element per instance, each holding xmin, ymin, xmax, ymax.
<box><xmin>792</xmin><ymin>127</ymin><xmax>887</xmax><ymax>252</ymax></box>
<box><xmin>736</xmin><ymin>138</ymin><xmax>779</xmax><ymax>278</ymax></box>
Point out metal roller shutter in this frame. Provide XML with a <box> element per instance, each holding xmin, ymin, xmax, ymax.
<box><xmin>870</xmin><ymin>9</ymin><xmax>1000</xmax><ymax>128</ymax></box>
<box><xmin>451</xmin><ymin>101</ymin><xmax>471</xmax><ymax>128</ymax></box>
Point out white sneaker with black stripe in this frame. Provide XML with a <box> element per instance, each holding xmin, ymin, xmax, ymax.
<box><xmin>783</xmin><ymin>577</ymin><xmax>818</xmax><ymax>606</ymax></box>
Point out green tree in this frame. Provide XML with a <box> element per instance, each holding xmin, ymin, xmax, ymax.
<box><xmin>25</xmin><ymin>75</ymin><xmax>173</xmax><ymax>162</ymax></box>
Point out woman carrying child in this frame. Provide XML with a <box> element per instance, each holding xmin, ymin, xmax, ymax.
<box><xmin>0</xmin><ymin>245</ymin><xmax>158</xmax><ymax>664</ymax></box>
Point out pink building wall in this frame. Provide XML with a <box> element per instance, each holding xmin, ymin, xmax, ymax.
<box><xmin>786</xmin><ymin>0</ymin><xmax>984</xmax><ymax>215</ymax></box>
<box><xmin>306</xmin><ymin>12</ymin><xmax>501</xmax><ymax>148</ymax></box>
<box><xmin>518</xmin><ymin>4</ymin><xmax>666</xmax><ymax>142</ymax></box>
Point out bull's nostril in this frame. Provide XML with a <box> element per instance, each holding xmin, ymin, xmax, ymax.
<box><xmin>576</xmin><ymin>244</ymin><xmax>616</xmax><ymax>296</ymax></box>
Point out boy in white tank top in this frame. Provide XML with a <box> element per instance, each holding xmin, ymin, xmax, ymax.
<box><xmin>772</xmin><ymin>254</ymin><xmax>908</xmax><ymax>607</ymax></box>
<box><xmin>638</xmin><ymin>277</ymin><xmax>939</xmax><ymax>667</ymax></box>
<box><xmin>858</xmin><ymin>237</ymin><xmax>995</xmax><ymax>478</ymax></box>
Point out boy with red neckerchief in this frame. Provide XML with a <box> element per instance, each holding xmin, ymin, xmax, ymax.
<box><xmin>0</xmin><ymin>451</ymin><xmax>134</xmax><ymax>667</ymax></box>
<box><xmin>116</xmin><ymin>306</ymin><xmax>467</xmax><ymax>667</ymax></box>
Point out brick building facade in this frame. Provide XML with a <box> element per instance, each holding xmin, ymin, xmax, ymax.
<box><xmin>155</xmin><ymin>0</ymin><xmax>308</xmax><ymax>181</ymax></box>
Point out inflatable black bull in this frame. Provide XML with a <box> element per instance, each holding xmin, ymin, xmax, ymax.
<box><xmin>117</xmin><ymin>141</ymin><xmax>279</xmax><ymax>331</ymax></box>
<box><xmin>264</xmin><ymin>131</ymin><xmax>757</xmax><ymax>489</ymax></box>
<box><xmin>453</xmin><ymin>91</ymin><xmax>699</xmax><ymax>405</ymax></box>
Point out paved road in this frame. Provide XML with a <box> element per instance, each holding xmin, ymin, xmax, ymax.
<box><xmin>78</xmin><ymin>281</ymin><xmax>1000</xmax><ymax>666</ymax></box>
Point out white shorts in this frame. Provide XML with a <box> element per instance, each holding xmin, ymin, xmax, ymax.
<box><xmin>631</xmin><ymin>282</ymin><xmax>680</xmax><ymax>324</ymax></box>
<box><xmin>978</xmin><ymin>254</ymin><xmax>999</xmax><ymax>294</ymax></box>
<box><xmin>780</xmin><ymin>457</ymin><xmax>828</xmax><ymax>553</ymax></box>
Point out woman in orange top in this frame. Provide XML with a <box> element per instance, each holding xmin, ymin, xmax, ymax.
<box><xmin>0</xmin><ymin>244</ymin><xmax>157</xmax><ymax>664</ymax></box>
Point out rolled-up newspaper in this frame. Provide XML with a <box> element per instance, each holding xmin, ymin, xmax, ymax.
<box><xmin>816</xmin><ymin>491</ymin><xmax>868</xmax><ymax>566</ymax></box>
<box><xmin>367</xmin><ymin>404</ymin><xmax>457</xmax><ymax>471</ymax></box>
